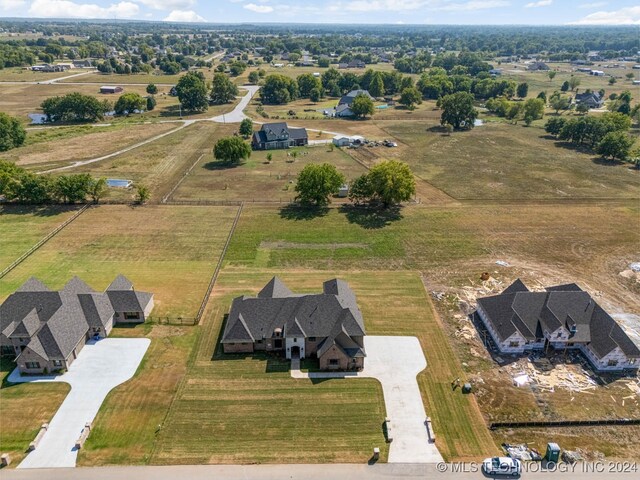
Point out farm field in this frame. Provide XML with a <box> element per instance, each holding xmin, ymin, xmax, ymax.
<box><xmin>0</xmin><ymin>67</ymin><xmax>78</xmax><ymax>82</ymax></box>
<box><xmin>0</xmin><ymin>205</ymin><xmax>239</xmax><ymax>318</ymax></box>
<box><xmin>4</xmin><ymin>122</ymin><xmax>178</xmax><ymax>169</ymax></box>
<box><xmin>0</xmin><ymin>205</ymin><xmax>80</xmax><ymax>271</ymax></box>
<box><xmin>74</xmin><ymin>121</ymin><xmax>235</xmax><ymax>202</ymax></box>
<box><xmin>172</xmin><ymin>144</ymin><xmax>367</xmax><ymax>203</ymax></box>
<box><xmin>57</xmin><ymin>71</ymin><xmax>197</xmax><ymax>85</ymax></box>
<box><xmin>0</xmin><ymin>359</ymin><xmax>71</xmax><ymax>466</ymax></box>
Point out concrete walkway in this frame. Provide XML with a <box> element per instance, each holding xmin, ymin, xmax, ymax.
<box><xmin>8</xmin><ymin>338</ymin><xmax>150</xmax><ymax>469</ymax></box>
<box><xmin>291</xmin><ymin>336</ymin><xmax>443</xmax><ymax>464</ymax></box>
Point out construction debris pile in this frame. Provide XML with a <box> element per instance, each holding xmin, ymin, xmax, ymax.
<box><xmin>619</xmin><ymin>262</ymin><xmax>640</xmax><ymax>283</ymax></box>
<box><xmin>562</xmin><ymin>450</ymin><xmax>584</xmax><ymax>464</ymax></box>
<box><xmin>502</xmin><ymin>443</ymin><xmax>542</xmax><ymax>461</ymax></box>
<box><xmin>509</xmin><ymin>355</ymin><xmax>598</xmax><ymax>393</ymax></box>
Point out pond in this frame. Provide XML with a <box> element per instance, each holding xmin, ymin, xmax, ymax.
<box><xmin>106</xmin><ymin>179</ymin><xmax>132</xmax><ymax>188</ymax></box>
<box><xmin>29</xmin><ymin>113</ymin><xmax>47</xmax><ymax>124</ymax></box>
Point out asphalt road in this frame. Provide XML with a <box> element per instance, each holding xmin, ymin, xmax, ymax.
<box><xmin>2</xmin><ymin>463</ymin><xmax>639</xmax><ymax>480</ymax></box>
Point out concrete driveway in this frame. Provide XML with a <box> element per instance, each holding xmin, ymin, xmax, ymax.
<box><xmin>291</xmin><ymin>336</ymin><xmax>443</xmax><ymax>463</ymax></box>
<box><xmin>8</xmin><ymin>338</ymin><xmax>150</xmax><ymax>469</ymax></box>
<box><xmin>210</xmin><ymin>85</ymin><xmax>260</xmax><ymax>123</ymax></box>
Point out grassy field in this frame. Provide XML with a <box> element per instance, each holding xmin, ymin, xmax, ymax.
<box><xmin>57</xmin><ymin>71</ymin><xmax>195</xmax><ymax>85</ymax></box>
<box><xmin>0</xmin><ymin>205</ymin><xmax>239</xmax><ymax>318</ymax></box>
<box><xmin>4</xmin><ymin>123</ymin><xmax>178</xmax><ymax>169</ymax></box>
<box><xmin>0</xmin><ymin>205</ymin><xmax>80</xmax><ymax>271</ymax></box>
<box><xmin>0</xmin><ymin>67</ymin><xmax>75</xmax><ymax>82</ymax></box>
<box><xmin>0</xmin><ymin>359</ymin><xmax>70</xmax><ymax>465</ymax></box>
<box><xmin>173</xmin><ymin>144</ymin><xmax>367</xmax><ymax>202</ymax></box>
<box><xmin>380</xmin><ymin>120</ymin><xmax>640</xmax><ymax>200</ymax></box>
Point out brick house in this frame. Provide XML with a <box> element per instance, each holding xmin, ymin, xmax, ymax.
<box><xmin>476</xmin><ymin>279</ymin><xmax>640</xmax><ymax>372</ymax></box>
<box><xmin>0</xmin><ymin>275</ymin><xmax>154</xmax><ymax>374</ymax></box>
<box><xmin>221</xmin><ymin>277</ymin><xmax>366</xmax><ymax>370</ymax></box>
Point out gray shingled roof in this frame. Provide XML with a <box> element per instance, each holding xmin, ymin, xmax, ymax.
<box><xmin>107</xmin><ymin>274</ymin><xmax>133</xmax><ymax>291</ymax></box>
<box><xmin>477</xmin><ymin>279</ymin><xmax>640</xmax><ymax>360</ymax></box>
<box><xmin>223</xmin><ymin>277</ymin><xmax>366</xmax><ymax>359</ymax></box>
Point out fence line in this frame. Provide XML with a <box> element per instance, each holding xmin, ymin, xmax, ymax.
<box><xmin>194</xmin><ymin>202</ymin><xmax>245</xmax><ymax>324</ymax></box>
<box><xmin>146</xmin><ymin>316</ymin><xmax>197</xmax><ymax>326</ymax></box>
<box><xmin>162</xmin><ymin>153</ymin><xmax>204</xmax><ymax>204</ymax></box>
<box><xmin>490</xmin><ymin>419</ymin><xmax>640</xmax><ymax>430</ymax></box>
<box><xmin>0</xmin><ymin>204</ymin><xmax>90</xmax><ymax>279</ymax></box>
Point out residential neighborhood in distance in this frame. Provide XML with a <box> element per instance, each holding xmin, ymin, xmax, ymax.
<box><xmin>0</xmin><ymin>2</ymin><xmax>639</xmax><ymax>478</ymax></box>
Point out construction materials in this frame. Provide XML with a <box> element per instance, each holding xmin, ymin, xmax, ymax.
<box><xmin>1</xmin><ymin>453</ymin><xmax>11</xmax><ymax>467</ymax></box>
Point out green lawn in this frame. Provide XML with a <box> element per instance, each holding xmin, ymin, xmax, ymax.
<box><xmin>0</xmin><ymin>205</ymin><xmax>239</xmax><ymax>318</ymax></box>
<box><xmin>0</xmin><ymin>205</ymin><xmax>80</xmax><ymax>271</ymax></box>
<box><xmin>173</xmin><ymin>144</ymin><xmax>367</xmax><ymax>202</ymax></box>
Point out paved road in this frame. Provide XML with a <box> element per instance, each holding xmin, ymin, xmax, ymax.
<box><xmin>2</xmin><ymin>463</ymin><xmax>638</xmax><ymax>480</ymax></box>
<box><xmin>291</xmin><ymin>336</ymin><xmax>443</xmax><ymax>463</ymax></box>
<box><xmin>210</xmin><ymin>85</ymin><xmax>260</xmax><ymax>123</ymax></box>
<box><xmin>9</xmin><ymin>338</ymin><xmax>150</xmax><ymax>468</ymax></box>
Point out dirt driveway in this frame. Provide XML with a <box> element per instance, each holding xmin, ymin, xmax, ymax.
<box><xmin>291</xmin><ymin>335</ymin><xmax>443</xmax><ymax>463</ymax></box>
<box><xmin>8</xmin><ymin>338</ymin><xmax>150</xmax><ymax>469</ymax></box>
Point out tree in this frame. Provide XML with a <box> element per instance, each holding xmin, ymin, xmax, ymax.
<box><xmin>596</xmin><ymin>131</ymin><xmax>634</xmax><ymax>161</ymax></box>
<box><xmin>135</xmin><ymin>184</ymin><xmax>150</xmax><ymax>204</ymax></box>
<box><xmin>560</xmin><ymin>81</ymin><xmax>570</xmax><ymax>92</ymax></box>
<box><xmin>348</xmin><ymin>173</ymin><xmax>374</xmax><ymax>205</ymax></box>
<box><xmin>41</xmin><ymin>92</ymin><xmax>111</xmax><ymax>123</ymax></box>
<box><xmin>576</xmin><ymin>103</ymin><xmax>590</xmax><ymax>114</ymax></box>
<box><xmin>297</xmin><ymin>73</ymin><xmax>322</xmax><ymax>98</ymax></box>
<box><xmin>608</xmin><ymin>77</ymin><xmax>616</xmax><ymax>85</ymax></box>
<box><xmin>261</xmin><ymin>74</ymin><xmax>299</xmax><ymax>104</ymax></box>
<box><xmin>294</xmin><ymin>163</ymin><xmax>345</xmax><ymax>206</ymax></box>
<box><xmin>625</xmin><ymin>73</ymin><xmax>635</xmax><ymax>82</ymax></box>
<box><xmin>0</xmin><ymin>112</ymin><xmax>26</xmax><ymax>151</ymax></box>
<box><xmin>89</xmin><ymin>177</ymin><xmax>107</xmax><ymax>204</ymax></box>
<box><xmin>399</xmin><ymin>87</ymin><xmax>422</xmax><ymax>110</ymax></box>
<box><xmin>516</xmin><ymin>82</ymin><xmax>529</xmax><ymax>99</ymax></box>
<box><xmin>176</xmin><ymin>71</ymin><xmax>209</xmax><ymax>112</ymax></box>
<box><xmin>114</xmin><ymin>92</ymin><xmax>145</xmax><ymax>116</ymax></box>
<box><xmin>537</xmin><ymin>91</ymin><xmax>547</xmax><ymax>102</ymax></box>
<box><xmin>439</xmin><ymin>91</ymin><xmax>477</xmax><ymax>130</ymax></box>
<box><xmin>523</xmin><ymin>98</ymin><xmax>545</xmax><ymax>126</ymax></box>
<box><xmin>210</xmin><ymin>72</ymin><xmax>239</xmax><ymax>104</ymax></box>
<box><xmin>213</xmin><ymin>136</ymin><xmax>251</xmax><ymax>164</ymax></box>
<box><xmin>545</xmin><ymin>117</ymin><xmax>566</xmax><ymax>136</ymax></box>
<box><xmin>317</xmin><ymin>57</ymin><xmax>331</xmax><ymax>68</ymax></box>
<box><xmin>350</xmin><ymin>94</ymin><xmax>375</xmax><ymax>119</ymax></box>
<box><xmin>569</xmin><ymin>76</ymin><xmax>581</xmax><ymax>91</ymax></box>
<box><xmin>369</xmin><ymin>72</ymin><xmax>385</xmax><ymax>98</ymax></box>
<box><xmin>367</xmin><ymin>160</ymin><xmax>416</xmax><ymax>208</ymax></box>
<box><xmin>53</xmin><ymin>173</ymin><xmax>92</xmax><ymax>203</ymax></box>
<box><xmin>146</xmin><ymin>83</ymin><xmax>158</xmax><ymax>95</ymax></box>
<box><xmin>239</xmin><ymin>118</ymin><xmax>253</xmax><ymax>138</ymax></box>
<box><xmin>146</xmin><ymin>96</ymin><xmax>157</xmax><ymax>111</ymax></box>
<box><xmin>548</xmin><ymin>71</ymin><xmax>557</xmax><ymax>82</ymax></box>
<box><xmin>248</xmin><ymin>71</ymin><xmax>260</xmax><ymax>84</ymax></box>
<box><xmin>549</xmin><ymin>94</ymin><xmax>571</xmax><ymax>114</ymax></box>
<box><xmin>309</xmin><ymin>87</ymin><xmax>324</xmax><ymax>103</ymax></box>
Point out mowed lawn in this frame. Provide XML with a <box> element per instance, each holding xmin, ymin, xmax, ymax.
<box><xmin>151</xmin><ymin>269</ymin><xmax>496</xmax><ymax>464</ymax></box>
<box><xmin>384</xmin><ymin>120</ymin><xmax>640</xmax><ymax>200</ymax></box>
<box><xmin>0</xmin><ymin>205</ymin><xmax>80</xmax><ymax>271</ymax></box>
<box><xmin>0</xmin><ymin>360</ymin><xmax>70</xmax><ymax>466</ymax></box>
<box><xmin>0</xmin><ymin>205</ymin><xmax>239</xmax><ymax>318</ymax></box>
<box><xmin>173</xmin><ymin>145</ymin><xmax>367</xmax><ymax>202</ymax></box>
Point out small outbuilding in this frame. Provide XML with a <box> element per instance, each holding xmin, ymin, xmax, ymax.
<box><xmin>100</xmin><ymin>86</ymin><xmax>123</xmax><ymax>94</ymax></box>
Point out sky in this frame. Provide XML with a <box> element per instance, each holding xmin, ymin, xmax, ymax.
<box><xmin>0</xmin><ymin>0</ymin><xmax>639</xmax><ymax>25</ymax></box>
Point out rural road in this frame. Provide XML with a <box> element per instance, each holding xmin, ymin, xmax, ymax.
<box><xmin>38</xmin><ymin>85</ymin><xmax>262</xmax><ymax>174</ymax></box>
<box><xmin>2</xmin><ymin>463</ymin><xmax>638</xmax><ymax>479</ymax></box>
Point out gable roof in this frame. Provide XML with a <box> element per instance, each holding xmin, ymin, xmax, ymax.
<box><xmin>222</xmin><ymin>278</ymin><xmax>366</xmax><ymax>358</ymax></box>
<box><xmin>253</xmin><ymin>123</ymin><xmax>308</xmax><ymax>145</ymax></box>
<box><xmin>16</xmin><ymin>277</ymin><xmax>51</xmax><ymax>293</ymax></box>
<box><xmin>338</xmin><ymin>90</ymin><xmax>373</xmax><ymax>106</ymax></box>
<box><xmin>477</xmin><ymin>280</ymin><xmax>640</xmax><ymax>360</ymax></box>
<box><xmin>107</xmin><ymin>274</ymin><xmax>133</xmax><ymax>291</ymax></box>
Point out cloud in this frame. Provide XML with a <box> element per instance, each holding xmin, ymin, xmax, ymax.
<box><xmin>163</xmin><ymin>9</ymin><xmax>206</xmax><ymax>21</ymax></box>
<box><xmin>28</xmin><ymin>0</ymin><xmax>139</xmax><ymax>18</ymax></box>
<box><xmin>570</xmin><ymin>6</ymin><xmax>640</xmax><ymax>24</ymax></box>
<box><xmin>579</xmin><ymin>2</ymin><xmax>607</xmax><ymax>8</ymax></box>
<box><xmin>343</xmin><ymin>1</ymin><xmax>429</xmax><ymax>12</ymax></box>
<box><xmin>135</xmin><ymin>0</ymin><xmax>196</xmax><ymax>9</ymax></box>
<box><xmin>525</xmin><ymin>0</ymin><xmax>552</xmax><ymax>8</ymax></box>
<box><xmin>436</xmin><ymin>1</ymin><xmax>510</xmax><ymax>12</ymax></box>
<box><xmin>244</xmin><ymin>3</ymin><xmax>274</xmax><ymax>13</ymax></box>
<box><xmin>0</xmin><ymin>0</ymin><xmax>25</xmax><ymax>10</ymax></box>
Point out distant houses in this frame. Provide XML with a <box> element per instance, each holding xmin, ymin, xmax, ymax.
<box><xmin>574</xmin><ymin>91</ymin><xmax>604</xmax><ymax>109</ymax></box>
<box><xmin>251</xmin><ymin>122</ymin><xmax>309</xmax><ymax>150</ymax></box>
<box><xmin>338</xmin><ymin>60</ymin><xmax>366</xmax><ymax>69</ymax></box>
<box><xmin>476</xmin><ymin>279</ymin><xmax>640</xmax><ymax>372</ymax></box>
<box><xmin>100</xmin><ymin>85</ymin><xmax>124</xmax><ymax>94</ymax></box>
<box><xmin>0</xmin><ymin>276</ymin><xmax>154</xmax><ymax>375</ymax></box>
<box><xmin>527</xmin><ymin>61</ymin><xmax>550</xmax><ymax>71</ymax></box>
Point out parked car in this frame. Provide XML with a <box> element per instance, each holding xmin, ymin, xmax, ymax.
<box><xmin>482</xmin><ymin>457</ymin><xmax>521</xmax><ymax>477</ymax></box>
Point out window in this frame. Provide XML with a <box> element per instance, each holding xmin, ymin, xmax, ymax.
<box><xmin>53</xmin><ymin>360</ymin><xmax>63</xmax><ymax>367</ymax></box>
<box><xmin>329</xmin><ymin>359</ymin><xmax>339</xmax><ymax>366</ymax></box>
<box><xmin>308</xmin><ymin>337</ymin><xmax>316</xmax><ymax>342</ymax></box>
<box><xmin>607</xmin><ymin>359</ymin><xmax>618</xmax><ymax>367</ymax></box>
<box><xmin>556</xmin><ymin>332</ymin><xmax>562</xmax><ymax>338</ymax></box>
<box><xmin>25</xmin><ymin>362</ymin><xmax>40</xmax><ymax>369</ymax></box>
<box><xmin>509</xmin><ymin>341</ymin><xmax>520</xmax><ymax>348</ymax></box>
<box><xmin>293</xmin><ymin>338</ymin><xmax>297</xmax><ymax>343</ymax></box>
<box><xmin>124</xmin><ymin>312</ymin><xmax>141</xmax><ymax>320</ymax></box>
<box><xmin>256</xmin><ymin>340</ymin><xmax>263</xmax><ymax>344</ymax></box>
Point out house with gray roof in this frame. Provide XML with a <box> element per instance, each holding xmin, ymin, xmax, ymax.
<box><xmin>335</xmin><ymin>89</ymin><xmax>374</xmax><ymax>117</ymax></box>
<box><xmin>221</xmin><ymin>277</ymin><xmax>366</xmax><ymax>370</ymax></box>
<box><xmin>251</xmin><ymin>122</ymin><xmax>308</xmax><ymax>150</ymax></box>
<box><xmin>476</xmin><ymin>279</ymin><xmax>640</xmax><ymax>372</ymax></box>
<box><xmin>0</xmin><ymin>275</ymin><xmax>154</xmax><ymax>374</ymax></box>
